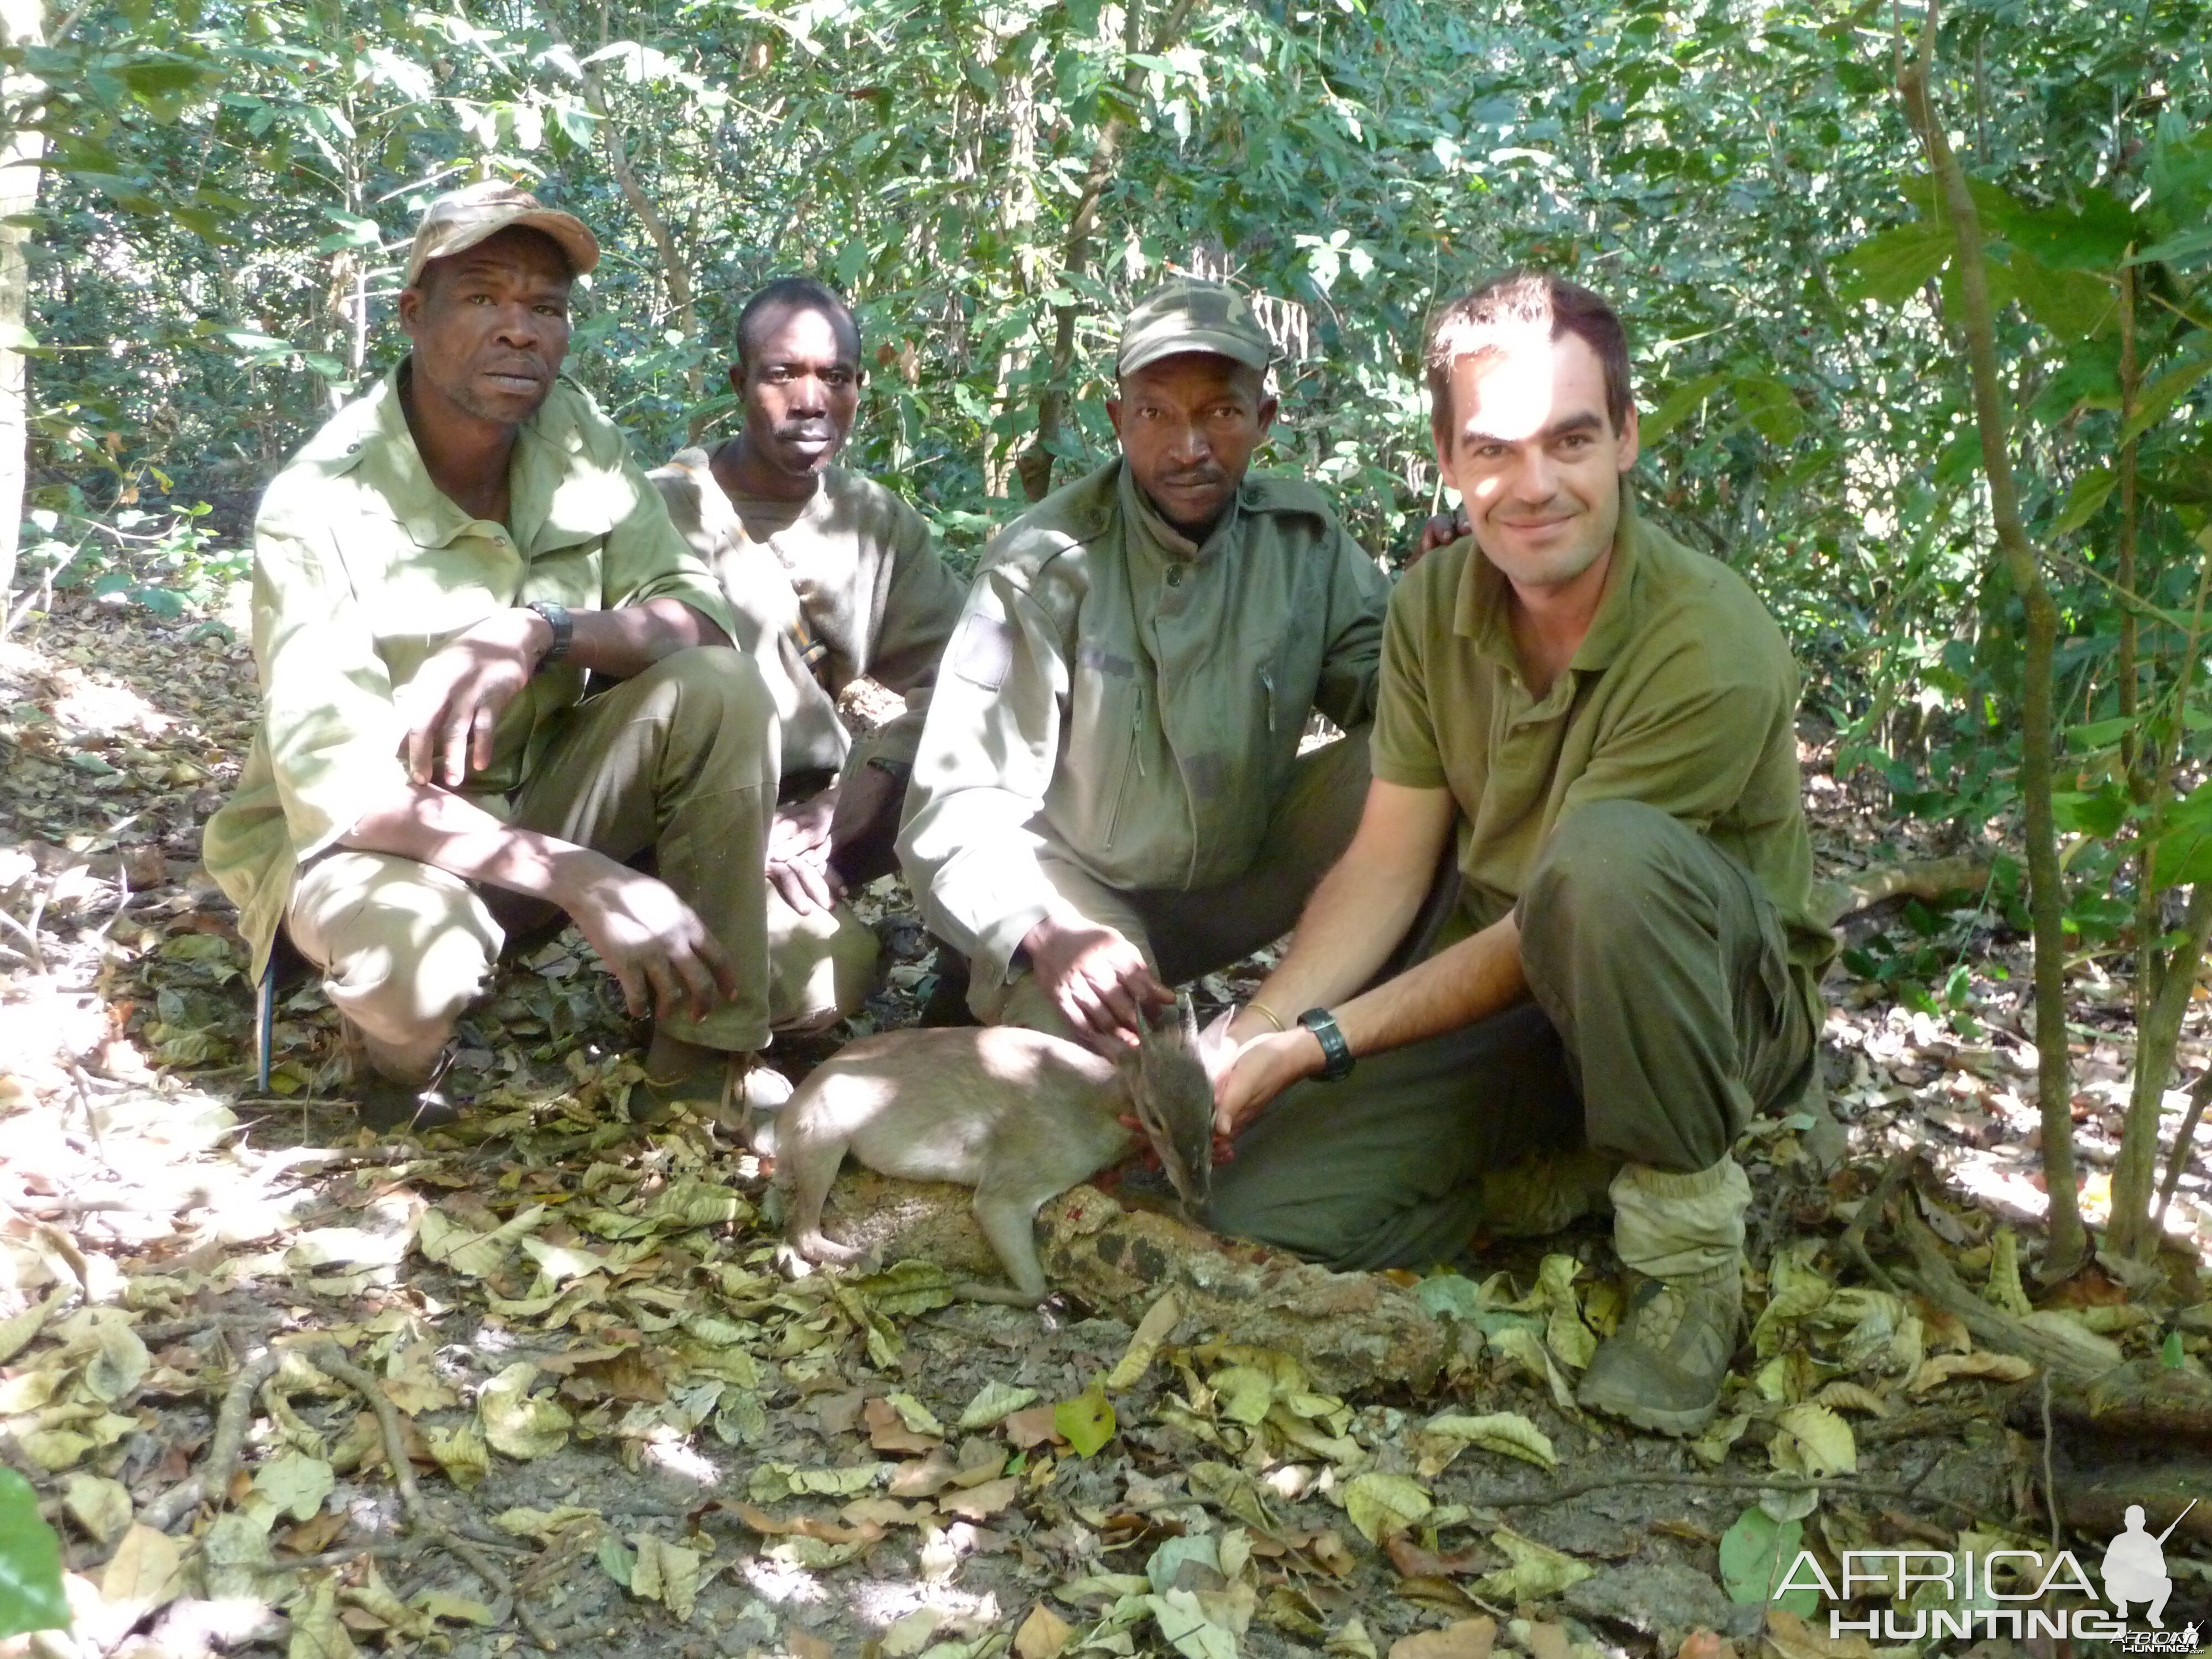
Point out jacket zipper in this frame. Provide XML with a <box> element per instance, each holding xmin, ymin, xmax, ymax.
<box><xmin>1261</xmin><ymin>666</ymin><xmax>1277</xmax><ymax>734</ymax></box>
<box><xmin>1104</xmin><ymin>684</ymin><xmax>1144</xmax><ymax>850</ymax></box>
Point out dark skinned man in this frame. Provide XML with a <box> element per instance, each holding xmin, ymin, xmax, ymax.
<box><xmin>652</xmin><ymin>280</ymin><xmax>963</xmax><ymax>1050</ymax></box>
<box><xmin>1201</xmin><ymin>273</ymin><xmax>1835</xmax><ymax>1435</ymax></box>
<box><xmin>204</xmin><ymin>182</ymin><xmax>781</xmax><ymax>1128</ymax></box>
<box><xmin>899</xmin><ymin>278</ymin><xmax>1388</xmax><ymax>1046</ymax></box>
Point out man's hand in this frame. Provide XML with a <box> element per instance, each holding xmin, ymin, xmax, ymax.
<box><xmin>559</xmin><ymin>856</ymin><xmax>740</xmax><ymax>1023</ymax></box>
<box><xmin>395</xmin><ymin>608</ymin><xmax>549</xmax><ymax>787</ymax></box>
<box><xmin>767</xmin><ymin>790</ymin><xmax>843</xmax><ymax>915</ymax></box>
<box><xmin>1020</xmin><ymin>912</ymin><xmax>1171</xmax><ymax>1049</ymax></box>
<box><xmin>1212</xmin><ymin>1025</ymin><xmax>1325</xmax><ymax>1140</ymax></box>
<box><xmin>1409</xmin><ymin>505</ymin><xmax>1470</xmax><ymax>566</ymax></box>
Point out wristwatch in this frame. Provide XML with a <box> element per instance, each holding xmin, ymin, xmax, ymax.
<box><xmin>525</xmin><ymin>600</ymin><xmax>573</xmax><ymax>667</ymax></box>
<box><xmin>1297</xmin><ymin>1008</ymin><xmax>1355</xmax><ymax>1082</ymax></box>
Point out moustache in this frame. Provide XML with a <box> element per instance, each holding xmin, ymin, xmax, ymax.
<box><xmin>1158</xmin><ymin>468</ymin><xmax>1225</xmax><ymax>488</ymax></box>
<box><xmin>778</xmin><ymin>425</ymin><xmax>836</xmax><ymax>443</ymax></box>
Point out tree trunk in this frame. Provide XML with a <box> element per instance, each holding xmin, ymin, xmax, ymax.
<box><xmin>0</xmin><ymin>0</ymin><xmax>48</xmax><ymax>606</ymax></box>
<box><xmin>1018</xmin><ymin>0</ymin><xmax>1202</xmax><ymax>502</ymax></box>
<box><xmin>536</xmin><ymin>0</ymin><xmax>704</xmax><ymax>435</ymax></box>
<box><xmin>1898</xmin><ymin>9</ymin><xmax>2088</xmax><ymax>1276</ymax></box>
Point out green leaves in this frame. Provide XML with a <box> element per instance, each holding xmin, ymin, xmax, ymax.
<box><xmin>0</xmin><ymin>1467</ymin><xmax>69</xmax><ymax>1640</ymax></box>
<box><xmin>1837</xmin><ymin>220</ymin><xmax>1952</xmax><ymax>306</ymax></box>
<box><xmin>1719</xmin><ymin>1506</ymin><xmax>1816</xmax><ymax>1616</ymax></box>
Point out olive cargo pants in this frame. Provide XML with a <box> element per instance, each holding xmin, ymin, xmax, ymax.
<box><xmin>1204</xmin><ymin>799</ymin><xmax>1817</xmax><ymax>1270</ymax></box>
<box><xmin>288</xmin><ymin>647</ymin><xmax>807</xmax><ymax>1058</ymax></box>
<box><xmin>975</xmin><ymin>729</ymin><xmax>1371</xmax><ymax>1034</ymax></box>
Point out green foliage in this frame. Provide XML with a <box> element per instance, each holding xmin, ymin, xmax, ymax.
<box><xmin>0</xmin><ymin>1467</ymin><xmax>69</xmax><ymax>1639</ymax></box>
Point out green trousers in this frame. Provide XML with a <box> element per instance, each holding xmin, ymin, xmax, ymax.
<box><xmin>289</xmin><ymin>647</ymin><xmax>781</xmax><ymax>1056</ymax></box>
<box><xmin>1203</xmin><ymin>799</ymin><xmax>1817</xmax><ymax>1270</ymax></box>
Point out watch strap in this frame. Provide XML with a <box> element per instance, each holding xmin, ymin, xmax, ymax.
<box><xmin>525</xmin><ymin>600</ymin><xmax>573</xmax><ymax>667</ymax></box>
<box><xmin>1297</xmin><ymin>1007</ymin><xmax>1355</xmax><ymax>1082</ymax></box>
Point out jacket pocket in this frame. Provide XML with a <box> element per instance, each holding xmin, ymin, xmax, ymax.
<box><xmin>1103</xmin><ymin>683</ymin><xmax>1145</xmax><ymax>851</ymax></box>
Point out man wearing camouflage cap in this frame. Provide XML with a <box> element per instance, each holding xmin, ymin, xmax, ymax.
<box><xmin>898</xmin><ymin>276</ymin><xmax>1389</xmax><ymax>1045</ymax></box>
<box><xmin>204</xmin><ymin>180</ymin><xmax>783</xmax><ymax>1129</ymax></box>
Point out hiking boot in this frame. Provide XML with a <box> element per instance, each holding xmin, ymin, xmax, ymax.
<box><xmin>1575</xmin><ymin>1259</ymin><xmax>1741</xmax><ymax>1436</ymax></box>
<box><xmin>356</xmin><ymin>1049</ymin><xmax>461</xmax><ymax>1134</ymax></box>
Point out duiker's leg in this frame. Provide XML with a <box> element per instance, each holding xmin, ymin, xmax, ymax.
<box><xmin>958</xmin><ymin>1181</ymin><xmax>1054</xmax><ymax>1305</ymax></box>
<box><xmin>778</xmin><ymin>1116</ymin><xmax>864</xmax><ymax>1265</ymax></box>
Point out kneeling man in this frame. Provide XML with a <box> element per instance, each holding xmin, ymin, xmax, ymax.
<box><xmin>653</xmin><ymin>279</ymin><xmax>966</xmax><ymax>1034</ymax></box>
<box><xmin>205</xmin><ymin>183</ymin><xmax>779</xmax><ymax>1127</ymax></box>
<box><xmin>899</xmin><ymin>279</ymin><xmax>1389</xmax><ymax>1047</ymax></box>
<box><xmin>1208</xmin><ymin>273</ymin><xmax>1834</xmax><ymax>1434</ymax></box>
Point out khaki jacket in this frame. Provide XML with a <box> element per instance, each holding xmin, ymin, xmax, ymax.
<box><xmin>202</xmin><ymin>366</ymin><xmax>734</xmax><ymax>980</ymax></box>
<box><xmin>899</xmin><ymin>458</ymin><xmax>1389</xmax><ymax>982</ymax></box>
<box><xmin>650</xmin><ymin>452</ymin><xmax>964</xmax><ymax>780</ymax></box>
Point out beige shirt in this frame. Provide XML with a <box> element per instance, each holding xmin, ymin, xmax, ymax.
<box><xmin>899</xmin><ymin>457</ymin><xmax>1390</xmax><ymax>983</ymax></box>
<box><xmin>1373</xmin><ymin>493</ymin><xmax>1834</xmax><ymax>987</ymax></box>
<box><xmin>650</xmin><ymin>452</ymin><xmax>964</xmax><ymax>781</ymax></box>
<box><xmin>202</xmin><ymin>364</ymin><xmax>734</xmax><ymax>979</ymax></box>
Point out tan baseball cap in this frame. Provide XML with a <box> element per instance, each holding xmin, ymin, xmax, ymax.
<box><xmin>1115</xmin><ymin>276</ymin><xmax>1273</xmax><ymax>377</ymax></box>
<box><xmin>403</xmin><ymin>180</ymin><xmax>600</xmax><ymax>287</ymax></box>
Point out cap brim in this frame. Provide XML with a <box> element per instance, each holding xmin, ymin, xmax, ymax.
<box><xmin>406</xmin><ymin>208</ymin><xmax>601</xmax><ymax>285</ymax></box>
<box><xmin>1117</xmin><ymin>330</ymin><xmax>1271</xmax><ymax>377</ymax></box>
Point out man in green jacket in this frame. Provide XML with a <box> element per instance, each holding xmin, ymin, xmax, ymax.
<box><xmin>899</xmin><ymin>278</ymin><xmax>1389</xmax><ymax>1045</ymax></box>
<box><xmin>653</xmin><ymin>279</ymin><xmax>966</xmax><ymax>1041</ymax></box>
<box><xmin>1205</xmin><ymin>272</ymin><xmax>1834</xmax><ymax>1436</ymax></box>
<box><xmin>204</xmin><ymin>182</ymin><xmax>779</xmax><ymax>1128</ymax></box>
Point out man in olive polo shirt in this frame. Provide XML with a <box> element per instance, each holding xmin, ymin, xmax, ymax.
<box><xmin>899</xmin><ymin>277</ymin><xmax>1388</xmax><ymax>1047</ymax></box>
<box><xmin>1206</xmin><ymin>272</ymin><xmax>1833</xmax><ymax>1435</ymax></box>
<box><xmin>203</xmin><ymin>182</ymin><xmax>780</xmax><ymax>1128</ymax></box>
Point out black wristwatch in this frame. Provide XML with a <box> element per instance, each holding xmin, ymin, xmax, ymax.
<box><xmin>1297</xmin><ymin>1008</ymin><xmax>1355</xmax><ymax>1082</ymax></box>
<box><xmin>525</xmin><ymin>600</ymin><xmax>572</xmax><ymax>667</ymax></box>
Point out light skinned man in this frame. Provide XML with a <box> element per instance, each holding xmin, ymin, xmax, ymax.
<box><xmin>899</xmin><ymin>278</ymin><xmax>1389</xmax><ymax>1047</ymax></box>
<box><xmin>1204</xmin><ymin>272</ymin><xmax>1833</xmax><ymax>1435</ymax></box>
<box><xmin>204</xmin><ymin>182</ymin><xmax>781</xmax><ymax>1128</ymax></box>
<box><xmin>652</xmin><ymin>279</ymin><xmax>964</xmax><ymax>1041</ymax></box>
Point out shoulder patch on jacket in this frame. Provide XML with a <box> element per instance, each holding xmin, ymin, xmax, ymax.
<box><xmin>952</xmin><ymin>613</ymin><xmax>1018</xmax><ymax>688</ymax></box>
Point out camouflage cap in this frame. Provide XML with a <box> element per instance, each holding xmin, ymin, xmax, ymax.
<box><xmin>404</xmin><ymin>180</ymin><xmax>599</xmax><ymax>287</ymax></box>
<box><xmin>1115</xmin><ymin>276</ymin><xmax>1272</xmax><ymax>378</ymax></box>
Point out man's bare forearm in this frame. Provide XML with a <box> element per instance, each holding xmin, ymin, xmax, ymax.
<box><xmin>1237</xmin><ymin>780</ymin><xmax>1455</xmax><ymax>1035</ymax></box>
<box><xmin>1334</xmin><ymin>911</ymin><xmax>1525</xmax><ymax>1056</ymax></box>
<box><xmin>548</xmin><ymin>596</ymin><xmax>729</xmax><ymax>678</ymax></box>
<box><xmin>337</xmin><ymin>781</ymin><xmax>615</xmax><ymax>909</ymax></box>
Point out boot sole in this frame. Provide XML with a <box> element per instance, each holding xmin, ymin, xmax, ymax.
<box><xmin>1575</xmin><ymin>1381</ymin><xmax>1719</xmax><ymax>1438</ymax></box>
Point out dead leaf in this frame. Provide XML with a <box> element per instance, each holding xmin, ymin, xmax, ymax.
<box><xmin>1002</xmin><ymin>1403</ymin><xmax>1064</xmax><ymax>1448</ymax></box>
<box><xmin>1386</xmin><ymin>1535</ymin><xmax>1486</xmax><ymax>1580</ymax></box>
<box><xmin>478</xmin><ymin>1362</ymin><xmax>572</xmax><ymax>1458</ymax></box>
<box><xmin>888</xmin><ymin>1448</ymin><xmax>958</xmax><ymax>1498</ymax></box>
<box><xmin>1474</xmin><ymin>1526</ymin><xmax>1592</xmax><ymax>1600</ymax></box>
<box><xmin>288</xmin><ymin>1573</ymin><xmax>361</xmax><ymax>1659</ymax></box>
<box><xmin>97</xmin><ymin>1524</ymin><xmax>187</xmax><ymax>1626</ymax></box>
<box><xmin>787</xmin><ymin>1634</ymin><xmax>834</xmax><ymax>1659</ymax></box>
<box><xmin>62</xmin><ymin>1473</ymin><xmax>132</xmax><ymax>1545</ymax></box>
<box><xmin>1344</xmin><ymin>1472</ymin><xmax>1432</xmax><ymax>1543</ymax></box>
<box><xmin>1389</xmin><ymin>1617</ymin><xmax>1497</xmax><ymax>1659</ymax></box>
<box><xmin>940</xmin><ymin>1475</ymin><xmax>1019</xmax><ymax>1520</ymax></box>
<box><xmin>866</xmin><ymin>1394</ymin><xmax>942</xmax><ymax>1454</ymax></box>
<box><xmin>1524</xmin><ymin>1621</ymin><xmax>1571</xmax><ymax>1659</ymax></box>
<box><xmin>1907</xmin><ymin>1350</ymin><xmax>2035</xmax><ymax>1393</ymax></box>
<box><xmin>1015</xmin><ymin>1601</ymin><xmax>1073</xmax><ymax>1659</ymax></box>
<box><xmin>1105</xmin><ymin>1290</ymin><xmax>1184</xmax><ymax>1390</ymax></box>
<box><xmin>1675</xmin><ymin>1630</ymin><xmax>1736</xmax><ymax>1659</ymax></box>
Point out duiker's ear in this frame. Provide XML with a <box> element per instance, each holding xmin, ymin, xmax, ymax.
<box><xmin>1194</xmin><ymin>1005</ymin><xmax>1238</xmax><ymax>1073</ymax></box>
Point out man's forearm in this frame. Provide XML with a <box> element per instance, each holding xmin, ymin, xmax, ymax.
<box><xmin>556</xmin><ymin>596</ymin><xmax>729</xmax><ymax>678</ymax></box>
<box><xmin>338</xmin><ymin>781</ymin><xmax>615</xmax><ymax>909</ymax></box>
<box><xmin>1245</xmin><ymin>848</ymin><xmax>1428</xmax><ymax>1027</ymax></box>
<box><xmin>1334</xmin><ymin>912</ymin><xmax>1525</xmax><ymax>1056</ymax></box>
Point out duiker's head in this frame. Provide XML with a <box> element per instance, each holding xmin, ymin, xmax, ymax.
<box><xmin>1119</xmin><ymin>992</ymin><xmax>1215</xmax><ymax>1213</ymax></box>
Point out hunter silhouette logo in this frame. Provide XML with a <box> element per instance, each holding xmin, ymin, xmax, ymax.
<box><xmin>2102</xmin><ymin>1501</ymin><xmax>2193</xmax><ymax>1628</ymax></box>
<box><xmin>1777</xmin><ymin>1500</ymin><xmax>2200</xmax><ymax>1645</ymax></box>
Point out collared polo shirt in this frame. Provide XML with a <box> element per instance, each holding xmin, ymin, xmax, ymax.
<box><xmin>203</xmin><ymin>361</ymin><xmax>734</xmax><ymax>978</ymax></box>
<box><xmin>1371</xmin><ymin>493</ymin><xmax>1834</xmax><ymax>986</ymax></box>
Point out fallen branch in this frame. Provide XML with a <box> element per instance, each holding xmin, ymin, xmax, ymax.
<box><xmin>143</xmin><ymin>1347</ymin><xmax>280</xmax><ymax>1531</ymax></box>
<box><xmin>307</xmin><ymin>1343</ymin><xmax>555</xmax><ymax>1651</ymax></box>
<box><xmin>1817</xmin><ymin>855</ymin><xmax>1991</xmax><ymax>927</ymax></box>
<box><xmin>1459</xmin><ymin>1470</ymin><xmax>1980</xmax><ymax>1523</ymax></box>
